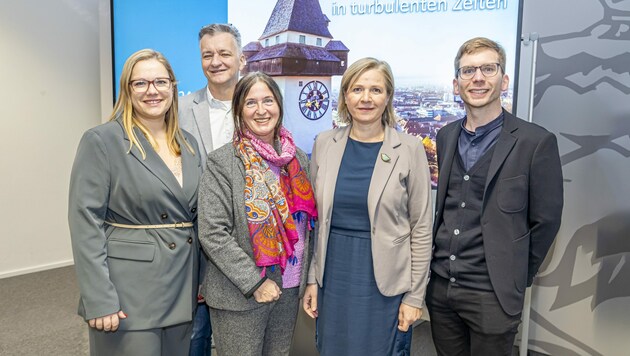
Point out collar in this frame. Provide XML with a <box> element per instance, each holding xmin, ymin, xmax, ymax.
<box><xmin>333</xmin><ymin>124</ymin><xmax>402</xmax><ymax>149</ymax></box>
<box><xmin>461</xmin><ymin>111</ymin><xmax>504</xmax><ymax>137</ymax></box>
<box><xmin>206</xmin><ymin>87</ymin><xmax>231</xmax><ymax>110</ymax></box>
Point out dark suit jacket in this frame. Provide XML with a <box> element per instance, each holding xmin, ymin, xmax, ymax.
<box><xmin>433</xmin><ymin>110</ymin><xmax>563</xmax><ymax>315</ymax></box>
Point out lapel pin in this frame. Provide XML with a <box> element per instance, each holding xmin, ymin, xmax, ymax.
<box><xmin>381</xmin><ymin>153</ymin><xmax>391</xmax><ymax>162</ymax></box>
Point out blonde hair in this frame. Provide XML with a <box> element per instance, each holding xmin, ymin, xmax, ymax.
<box><xmin>109</xmin><ymin>49</ymin><xmax>194</xmax><ymax>159</ymax></box>
<box><xmin>336</xmin><ymin>57</ymin><xmax>397</xmax><ymax>128</ymax></box>
<box><xmin>454</xmin><ymin>37</ymin><xmax>506</xmax><ymax>76</ymax></box>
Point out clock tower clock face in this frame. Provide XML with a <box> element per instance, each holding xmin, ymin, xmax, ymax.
<box><xmin>298</xmin><ymin>81</ymin><xmax>329</xmax><ymax>120</ymax></box>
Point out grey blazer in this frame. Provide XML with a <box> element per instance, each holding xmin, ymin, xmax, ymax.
<box><xmin>433</xmin><ymin>110</ymin><xmax>563</xmax><ymax>316</ymax></box>
<box><xmin>68</xmin><ymin>119</ymin><xmax>202</xmax><ymax>330</ymax></box>
<box><xmin>198</xmin><ymin>143</ymin><xmax>313</xmax><ymax>311</ymax></box>
<box><xmin>307</xmin><ymin>125</ymin><xmax>433</xmax><ymax>308</ymax></box>
<box><xmin>179</xmin><ymin>88</ymin><xmax>213</xmax><ymax>161</ymax></box>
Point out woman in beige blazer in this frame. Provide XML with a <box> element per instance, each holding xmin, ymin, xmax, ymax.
<box><xmin>302</xmin><ymin>58</ymin><xmax>433</xmax><ymax>355</ymax></box>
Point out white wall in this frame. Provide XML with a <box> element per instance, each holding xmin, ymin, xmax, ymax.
<box><xmin>0</xmin><ymin>0</ymin><xmax>104</xmax><ymax>278</ymax></box>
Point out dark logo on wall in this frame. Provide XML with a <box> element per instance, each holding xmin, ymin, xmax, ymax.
<box><xmin>528</xmin><ymin>1</ymin><xmax>630</xmax><ymax>354</ymax></box>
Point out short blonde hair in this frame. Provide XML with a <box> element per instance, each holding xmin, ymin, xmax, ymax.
<box><xmin>109</xmin><ymin>49</ymin><xmax>193</xmax><ymax>159</ymax></box>
<box><xmin>454</xmin><ymin>37</ymin><xmax>506</xmax><ymax>77</ymax></box>
<box><xmin>336</xmin><ymin>57</ymin><xmax>396</xmax><ymax>127</ymax></box>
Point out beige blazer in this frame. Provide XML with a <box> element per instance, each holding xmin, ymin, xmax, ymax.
<box><xmin>307</xmin><ymin>125</ymin><xmax>433</xmax><ymax>308</ymax></box>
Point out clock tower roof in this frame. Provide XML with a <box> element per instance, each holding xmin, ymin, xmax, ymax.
<box><xmin>248</xmin><ymin>42</ymin><xmax>341</xmax><ymax>62</ymax></box>
<box><xmin>260</xmin><ymin>0</ymin><xmax>332</xmax><ymax>39</ymax></box>
<box><xmin>243</xmin><ymin>41</ymin><xmax>263</xmax><ymax>52</ymax></box>
<box><xmin>325</xmin><ymin>40</ymin><xmax>349</xmax><ymax>51</ymax></box>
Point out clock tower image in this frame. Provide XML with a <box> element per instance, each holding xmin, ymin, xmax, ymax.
<box><xmin>241</xmin><ymin>0</ymin><xmax>349</xmax><ymax>153</ymax></box>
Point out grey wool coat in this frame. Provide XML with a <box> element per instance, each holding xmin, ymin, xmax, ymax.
<box><xmin>68</xmin><ymin>119</ymin><xmax>202</xmax><ymax>330</ymax></box>
<box><xmin>198</xmin><ymin>143</ymin><xmax>313</xmax><ymax>311</ymax></box>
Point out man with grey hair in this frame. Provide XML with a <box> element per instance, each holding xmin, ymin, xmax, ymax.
<box><xmin>180</xmin><ymin>23</ymin><xmax>246</xmax><ymax>160</ymax></box>
<box><xmin>179</xmin><ymin>23</ymin><xmax>246</xmax><ymax>356</ymax></box>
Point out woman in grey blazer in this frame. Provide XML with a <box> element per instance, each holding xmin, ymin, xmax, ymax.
<box><xmin>68</xmin><ymin>49</ymin><xmax>202</xmax><ymax>356</ymax></box>
<box><xmin>302</xmin><ymin>58</ymin><xmax>433</xmax><ymax>355</ymax></box>
<box><xmin>197</xmin><ymin>72</ymin><xmax>317</xmax><ymax>356</ymax></box>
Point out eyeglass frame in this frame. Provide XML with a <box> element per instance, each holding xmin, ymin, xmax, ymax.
<box><xmin>456</xmin><ymin>63</ymin><xmax>503</xmax><ymax>80</ymax></box>
<box><xmin>129</xmin><ymin>77</ymin><xmax>174</xmax><ymax>93</ymax></box>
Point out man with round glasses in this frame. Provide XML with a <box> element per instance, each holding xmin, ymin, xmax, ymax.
<box><xmin>426</xmin><ymin>37</ymin><xmax>564</xmax><ymax>356</ymax></box>
<box><xmin>457</xmin><ymin>62</ymin><xmax>502</xmax><ymax>80</ymax></box>
<box><xmin>178</xmin><ymin>23</ymin><xmax>246</xmax><ymax>356</ymax></box>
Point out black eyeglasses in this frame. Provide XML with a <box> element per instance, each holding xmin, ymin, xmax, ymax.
<box><xmin>129</xmin><ymin>78</ymin><xmax>173</xmax><ymax>93</ymax></box>
<box><xmin>457</xmin><ymin>63</ymin><xmax>502</xmax><ymax>80</ymax></box>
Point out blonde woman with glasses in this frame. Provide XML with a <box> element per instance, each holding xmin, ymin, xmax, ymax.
<box><xmin>69</xmin><ymin>49</ymin><xmax>202</xmax><ymax>355</ymax></box>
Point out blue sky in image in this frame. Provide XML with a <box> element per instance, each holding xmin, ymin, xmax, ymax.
<box><xmin>112</xmin><ymin>0</ymin><xmax>227</xmax><ymax>96</ymax></box>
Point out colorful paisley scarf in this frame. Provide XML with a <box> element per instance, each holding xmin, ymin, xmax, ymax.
<box><xmin>236</xmin><ymin>127</ymin><xmax>317</xmax><ymax>274</ymax></box>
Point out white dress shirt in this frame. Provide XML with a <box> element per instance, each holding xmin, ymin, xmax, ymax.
<box><xmin>206</xmin><ymin>87</ymin><xmax>235</xmax><ymax>151</ymax></box>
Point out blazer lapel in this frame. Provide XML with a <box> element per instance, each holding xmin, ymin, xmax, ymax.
<box><xmin>434</xmin><ymin>122</ymin><xmax>461</xmax><ymax>233</ymax></box>
<box><xmin>192</xmin><ymin>89</ymin><xmax>213</xmax><ymax>154</ymax></box>
<box><xmin>232</xmin><ymin>147</ymin><xmax>246</xmax><ymax>208</ymax></box>
<box><xmin>367</xmin><ymin>126</ymin><xmax>400</xmax><ymax>224</ymax></box>
<box><xmin>485</xmin><ymin>112</ymin><xmax>518</xmax><ymax>194</ymax></box>
<box><xmin>180</xmin><ymin>136</ymin><xmax>200</xmax><ymax>210</ymax></box>
<box><xmin>321</xmin><ymin>126</ymin><xmax>350</xmax><ymax>220</ymax></box>
<box><xmin>121</xmin><ymin>120</ymin><xmax>193</xmax><ymax>213</ymax></box>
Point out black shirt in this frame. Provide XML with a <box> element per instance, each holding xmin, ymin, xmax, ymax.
<box><xmin>458</xmin><ymin>112</ymin><xmax>503</xmax><ymax>171</ymax></box>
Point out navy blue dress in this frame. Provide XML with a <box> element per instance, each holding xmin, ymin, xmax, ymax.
<box><xmin>316</xmin><ymin>137</ymin><xmax>403</xmax><ymax>356</ymax></box>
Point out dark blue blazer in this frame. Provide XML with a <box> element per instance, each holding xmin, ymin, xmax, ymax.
<box><xmin>433</xmin><ymin>110</ymin><xmax>563</xmax><ymax>315</ymax></box>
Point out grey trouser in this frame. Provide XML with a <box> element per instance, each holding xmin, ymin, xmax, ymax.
<box><xmin>210</xmin><ymin>287</ymin><xmax>299</xmax><ymax>356</ymax></box>
<box><xmin>88</xmin><ymin>321</ymin><xmax>192</xmax><ymax>356</ymax></box>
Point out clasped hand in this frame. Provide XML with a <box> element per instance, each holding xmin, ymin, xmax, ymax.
<box><xmin>253</xmin><ymin>279</ymin><xmax>281</xmax><ymax>303</ymax></box>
